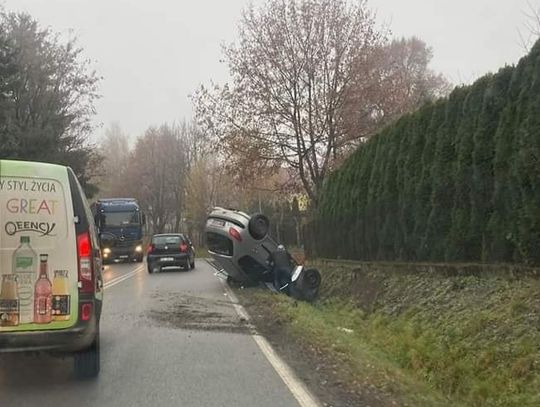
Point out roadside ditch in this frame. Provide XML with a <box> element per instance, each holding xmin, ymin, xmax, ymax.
<box><xmin>235</xmin><ymin>260</ymin><xmax>540</xmax><ymax>407</ymax></box>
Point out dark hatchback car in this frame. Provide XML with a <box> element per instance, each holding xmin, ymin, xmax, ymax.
<box><xmin>146</xmin><ymin>234</ymin><xmax>195</xmax><ymax>273</ymax></box>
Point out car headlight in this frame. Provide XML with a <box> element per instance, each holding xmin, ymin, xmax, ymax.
<box><xmin>103</xmin><ymin>247</ymin><xmax>111</xmax><ymax>254</ymax></box>
<box><xmin>135</xmin><ymin>245</ymin><xmax>143</xmax><ymax>252</ymax></box>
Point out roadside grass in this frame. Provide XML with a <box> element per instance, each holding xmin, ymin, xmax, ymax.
<box><xmin>254</xmin><ymin>292</ymin><xmax>456</xmax><ymax>407</ymax></box>
<box><xmin>246</xmin><ymin>263</ymin><xmax>540</xmax><ymax>407</ymax></box>
<box><xmin>194</xmin><ymin>246</ymin><xmax>209</xmax><ymax>258</ymax></box>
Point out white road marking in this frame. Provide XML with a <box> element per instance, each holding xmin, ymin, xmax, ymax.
<box><xmin>216</xmin><ymin>266</ymin><xmax>321</xmax><ymax>407</ymax></box>
<box><xmin>103</xmin><ymin>265</ymin><xmax>144</xmax><ymax>289</ymax></box>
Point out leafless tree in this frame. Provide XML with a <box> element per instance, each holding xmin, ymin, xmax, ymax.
<box><xmin>194</xmin><ymin>1</ymin><xmax>448</xmax><ymax>207</ymax></box>
<box><xmin>194</xmin><ymin>0</ymin><xmax>385</xmax><ymax>206</ymax></box>
<box><xmin>518</xmin><ymin>1</ymin><xmax>540</xmax><ymax>52</ymax></box>
<box><xmin>96</xmin><ymin>122</ymin><xmax>131</xmax><ymax>198</ymax></box>
<box><xmin>341</xmin><ymin>36</ymin><xmax>451</xmax><ymax>152</ymax></box>
<box><xmin>96</xmin><ymin>120</ymin><xmax>208</xmax><ymax>235</ymax></box>
<box><xmin>122</xmin><ymin>125</ymin><xmax>188</xmax><ymax>234</ymax></box>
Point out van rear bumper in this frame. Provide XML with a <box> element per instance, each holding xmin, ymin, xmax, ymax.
<box><xmin>0</xmin><ymin>316</ymin><xmax>98</xmax><ymax>354</ymax></box>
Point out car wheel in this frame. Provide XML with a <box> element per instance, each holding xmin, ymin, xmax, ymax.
<box><xmin>135</xmin><ymin>254</ymin><xmax>144</xmax><ymax>263</ymax></box>
<box><xmin>190</xmin><ymin>259</ymin><xmax>195</xmax><ymax>270</ymax></box>
<box><xmin>74</xmin><ymin>331</ymin><xmax>100</xmax><ymax>379</ymax></box>
<box><xmin>147</xmin><ymin>264</ymin><xmax>154</xmax><ymax>274</ymax></box>
<box><xmin>248</xmin><ymin>213</ymin><xmax>270</xmax><ymax>240</ymax></box>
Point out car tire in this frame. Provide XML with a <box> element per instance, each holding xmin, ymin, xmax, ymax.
<box><xmin>248</xmin><ymin>213</ymin><xmax>270</xmax><ymax>240</ymax></box>
<box><xmin>74</xmin><ymin>331</ymin><xmax>100</xmax><ymax>379</ymax></box>
<box><xmin>147</xmin><ymin>264</ymin><xmax>154</xmax><ymax>274</ymax></box>
<box><xmin>135</xmin><ymin>254</ymin><xmax>143</xmax><ymax>263</ymax></box>
<box><xmin>190</xmin><ymin>259</ymin><xmax>195</xmax><ymax>270</ymax></box>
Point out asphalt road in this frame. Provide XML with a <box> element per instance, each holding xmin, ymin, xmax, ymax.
<box><xmin>0</xmin><ymin>260</ymin><xmax>302</xmax><ymax>407</ymax></box>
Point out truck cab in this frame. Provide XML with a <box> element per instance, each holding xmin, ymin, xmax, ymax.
<box><xmin>91</xmin><ymin>198</ymin><xmax>146</xmax><ymax>263</ymax></box>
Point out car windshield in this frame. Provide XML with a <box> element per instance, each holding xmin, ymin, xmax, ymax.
<box><xmin>1</xmin><ymin>1</ymin><xmax>535</xmax><ymax>407</ymax></box>
<box><xmin>101</xmin><ymin>211</ymin><xmax>139</xmax><ymax>227</ymax></box>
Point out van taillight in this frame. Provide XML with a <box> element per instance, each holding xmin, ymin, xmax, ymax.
<box><xmin>180</xmin><ymin>243</ymin><xmax>188</xmax><ymax>252</ymax></box>
<box><xmin>77</xmin><ymin>231</ymin><xmax>94</xmax><ymax>293</ymax></box>
<box><xmin>80</xmin><ymin>302</ymin><xmax>93</xmax><ymax>321</ymax></box>
<box><xmin>147</xmin><ymin>244</ymin><xmax>155</xmax><ymax>254</ymax></box>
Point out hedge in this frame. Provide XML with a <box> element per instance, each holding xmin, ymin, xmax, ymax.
<box><xmin>310</xmin><ymin>40</ymin><xmax>540</xmax><ymax>264</ymax></box>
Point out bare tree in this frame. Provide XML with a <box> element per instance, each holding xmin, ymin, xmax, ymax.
<box><xmin>96</xmin><ymin>122</ymin><xmax>130</xmax><ymax>197</ymax></box>
<box><xmin>118</xmin><ymin>122</ymin><xmax>210</xmax><ymax>234</ymax></box>
<box><xmin>518</xmin><ymin>1</ymin><xmax>540</xmax><ymax>52</ymax></box>
<box><xmin>122</xmin><ymin>125</ymin><xmax>182</xmax><ymax>233</ymax></box>
<box><xmin>181</xmin><ymin>119</ymin><xmax>208</xmax><ymax>168</ymax></box>
<box><xmin>342</xmin><ymin>36</ymin><xmax>451</xmax><ymax>148</ymax></box>
<box><xmin>194</xmin><ymin>0</ymin><xmax>385</xmax><ymax>206</ymax></box>
<box><xmin>185</xmin><ymin>159</ymin><xmax>211</xmax><ymax>245</ymax></box>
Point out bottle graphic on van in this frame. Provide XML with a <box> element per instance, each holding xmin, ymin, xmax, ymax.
<box><xmin>0</xmin><ymin>274</ymin><xmax>20</xmax><ymax>326</ymax></box>
<box><xmin>34</xmin><ymin>254</ymin><xmax>52</xmax><ymax>324</ymax></box>
<box><xmin>13</xmin><ymin>236</ymin><xmax>37</xmax><ymax>324</ymax></box>
<box><xmin>52</xmin><ymin>270</ymin><xmax>70</xmax><ymax>321</ymax></box>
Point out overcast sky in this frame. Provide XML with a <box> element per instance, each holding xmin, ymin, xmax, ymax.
<box><xmin>2</xmin><ymin>0</ymin><xmax>534</xmax><ymax>142</ymax></box>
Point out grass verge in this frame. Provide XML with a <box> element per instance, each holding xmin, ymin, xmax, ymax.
<box><xmin>240</xmin><ymin>261</ymin><xmax>540</xmax><ymax>407</ymax></box>
<box><xmin>194</xmin><ymin>246</ymin><xmax>209</xmax><ymax>258</ymax></box>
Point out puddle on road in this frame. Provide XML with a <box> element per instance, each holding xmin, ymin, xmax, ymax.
<box><xmin>146</xmin><ymin>292</ymin><xmax>250</xmax><ymax>334</ymax></box>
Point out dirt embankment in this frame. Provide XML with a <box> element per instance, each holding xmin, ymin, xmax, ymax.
<box><xmin>237</xmin><ymin>260</ymin><xmax>540</xmax><ymax>407</ymax></box>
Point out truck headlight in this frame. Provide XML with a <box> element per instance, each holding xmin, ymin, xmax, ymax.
<box><xmin>103</xmin><ymin>247</ymin><xmax>111</xmax><ymax>254</ymax></box>
<box><xmin>135</xmin><ymin>245</ymin><xmax>143</xmax><ymax>252</ymax></box>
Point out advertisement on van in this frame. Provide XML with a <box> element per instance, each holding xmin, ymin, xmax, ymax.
<box><xmin>0</xmin><ymin>162</ymin><xmax>79</xmax><ymax>332</ymax></box>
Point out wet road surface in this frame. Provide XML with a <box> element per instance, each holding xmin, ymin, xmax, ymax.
<box><xmin>0</xmin><ymin>260</ymin><xmax>301</xmax><ymax>407</ymax></box>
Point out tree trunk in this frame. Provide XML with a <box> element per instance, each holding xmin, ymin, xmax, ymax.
<box><xmin>174</xmin><ymin>210</ymin><xmax>182</xmax><ymax>233</ymax></box>
<box><xmin>295</xmin><ymin>217</ymin><xmax>302</xmax><ymax>248</ymax></box>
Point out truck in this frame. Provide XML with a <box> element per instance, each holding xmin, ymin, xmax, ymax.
<box><xmin>91</xmin><ymin>198</ymin><xmax>146</xmax><ymax>263</ymax></box>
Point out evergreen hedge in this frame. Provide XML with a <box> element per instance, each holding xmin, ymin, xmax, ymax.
<box><xmin>311</xmin><ymin>41</ymin><xmax>540</xmax><ymax>264</ymax></box>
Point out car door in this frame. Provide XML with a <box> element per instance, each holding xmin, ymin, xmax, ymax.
<box><xmin>68</xmin><ymin>168</ymin><xmax>103</xmax><ymax>303</ymax></box>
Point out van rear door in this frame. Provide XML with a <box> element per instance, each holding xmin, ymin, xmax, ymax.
<box><xmin>0</xmin><ymin>160</ymin><xmax>79</xmax><ymax>332</ymax></box>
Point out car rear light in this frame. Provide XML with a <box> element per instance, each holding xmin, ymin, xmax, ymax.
<box><xmin>180</xmin><ymin>242</ymin><xmax>188</xmax><ymax>252</ymax></box>
<box><xmin>229</xmin><ymin>227</ymin><xmax>242</xmax><ymax>242</ymax></box>
<box><xmin>147</xmin><ymin>243</ymin><xmax>155</xmax><ymax>254</ymax></box>
<box><xmin>80</xmin><ymin>302</ymin><xmax>92</xmax><ymax>321</ymax></box>
<box><xmin>77</xmin><ymin>231</ymin><xmax>94</xmax><ymax>293</ymax></box>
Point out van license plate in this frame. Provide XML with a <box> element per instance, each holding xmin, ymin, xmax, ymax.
<box><xmin>161</xmin><ymin>257</ymin><xmax>174</xmax><ymax>262</ymax></box>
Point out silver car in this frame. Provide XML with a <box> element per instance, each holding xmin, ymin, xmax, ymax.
<box><xmin>206</xmin><ymin>207</ymin><xmax>276</xmax><ymax>284</ymax></box>
<box><xmin>205</xmin><ymin>207</ymin><xmax>321</xmax><ymax>301</ymax></box>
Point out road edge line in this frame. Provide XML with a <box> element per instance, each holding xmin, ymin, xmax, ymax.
<box><xmin>211</xmin><ymin>261</ymin><xmax>321</xmax><ymax>407</ymax></box>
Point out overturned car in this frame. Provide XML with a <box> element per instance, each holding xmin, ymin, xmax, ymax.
<box><xmin>205</xmin><ymin>207</ymin><xmax>321</xmax><ymax>302</ymax></box>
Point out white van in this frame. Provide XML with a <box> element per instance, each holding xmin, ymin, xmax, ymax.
<box><xmin>0</xmin><ymin>159</ymin><xmax>103</xmax><ymax>378</ymax></box>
